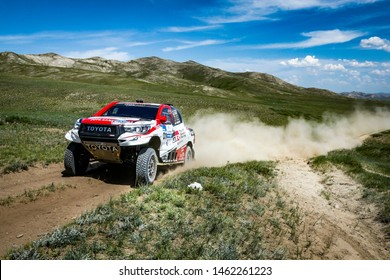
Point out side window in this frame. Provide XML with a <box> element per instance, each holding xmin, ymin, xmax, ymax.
<box><xmin>171</xmin><ymin>108</ymin><xmax>182</xmax><ymax>126</ymax></box>
<box><xmin>161</xmin><ymin>107</ymin><xmax>173</xmax><ymax>124</ymax></box>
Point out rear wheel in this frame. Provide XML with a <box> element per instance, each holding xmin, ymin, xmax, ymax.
<box><xmin>64</xmin><ymin>142</ymin><xmax>90</xmax><ymax>175</ymax></box>
<box><xmin>135</xmin><ymin>147</ymin><xmax>158</xmax><ymax>185</ymax></box>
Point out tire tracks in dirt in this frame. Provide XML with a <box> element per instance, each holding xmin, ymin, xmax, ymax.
<box><xmin>0</xmin><ymin>163</ymin><xmax>135</xmax><ymax>257</ymax></box>
<box><xmin>275</xmin><ymin>158</ymin><xmax>389</xmax><ymax>259</ymax></box>
<box><xmin>1</xmin><ymin>158</ymin><xmax>389</xmax><ymax>259</ymax></box>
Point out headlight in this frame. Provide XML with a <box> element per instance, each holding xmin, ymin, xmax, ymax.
<box><xmin>124</xmin><ymin>125</ymin><xmax>151</xmax><ymax>134</ymax></box>
<box><xmin>73</xmin><ymin>118</ymin><xmax>82</xmax><ymax>130</ymax></box>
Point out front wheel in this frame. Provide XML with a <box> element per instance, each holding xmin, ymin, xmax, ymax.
<box><xmin>64</xmin><ymin>142</ymin><xmax>90</xmax><ymax>175</ymax></box>
<box><xmin>184</xmin><ymin>146</ymin><xmax>194</xmax><ymax>165</ymax></box>
<box><xmin>135</xmin><ymin>147</ymin><xmax>158</xmax><ymax>186</ymax></box>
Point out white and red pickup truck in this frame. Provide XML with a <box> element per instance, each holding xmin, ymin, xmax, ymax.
<box><xmin>64</xmin><ymin>100</ymin><xmax>195</xmax><ymax>185</ymax></box>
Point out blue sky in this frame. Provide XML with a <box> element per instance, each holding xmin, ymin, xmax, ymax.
<box><xmin>1</xmin><ymin>0</ymin><xmax>389</xmax><ymax>93</ymax></box>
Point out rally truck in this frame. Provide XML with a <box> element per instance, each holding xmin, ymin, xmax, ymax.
<box><xmin>64</xmin><ymin>100</ymin><xmax>195</xmax><ymax>185</ymax></box>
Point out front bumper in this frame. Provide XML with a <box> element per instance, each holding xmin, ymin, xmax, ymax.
<box><xmin>82</xmin><ymin>141</ymin><xmax>122</xmax><ymax>163</ymax></box>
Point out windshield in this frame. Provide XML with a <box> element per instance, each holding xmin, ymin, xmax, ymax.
<box><xmin>102</xmin><ymin>104</ymin><xmax>159</xmax><ymax>120</ymax></box>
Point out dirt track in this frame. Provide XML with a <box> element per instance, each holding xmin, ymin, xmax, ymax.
<box><xmin>0</xmin><ymin>163</ymin><xmax>135</xmax><ymax>256</ymax></box>
<box><xmin>276</xmin><ymin>158</ymin><xmax>389</xmax><ymax>259</ymax></box>
<box><xmin>0</xmin><ymin>159</ymin><xmax>389</xmax><ymax>259</ymax></box>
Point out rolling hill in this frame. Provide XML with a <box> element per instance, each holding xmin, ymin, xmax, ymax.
<box><xmin>1</xmin><ymin>52</ymin><xmax>390</xmax><ymax>260</ymax></box>
<box><xmin>340</xmin><ymin>91</ymin><xmax>390</xmax><ymax>100</ymax></box>
<box><xmin>2</xmin><ymin>51</ymin><xmax>377</xmax><ymax>125</ymax></box>
<box><xmin>0</xmin><ymin>51</ymin><xmax>335</xmax><ymax>98</ymax></box>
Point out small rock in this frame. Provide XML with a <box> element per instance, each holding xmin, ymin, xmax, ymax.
<box><xmin>16</xmin><ymin>234</ymin><xmax>24</xmax><ymax>239</ymax></box>
<box><xmin>187</xmin><ymin>182</ymin><xmax>203</xmax><ymax>191</ymax></box>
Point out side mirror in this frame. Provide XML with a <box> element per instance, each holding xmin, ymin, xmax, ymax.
<box><xmin>159</xmin><ymin>115</ymin><xmax>167</xmax><ymax>123</ymax></box>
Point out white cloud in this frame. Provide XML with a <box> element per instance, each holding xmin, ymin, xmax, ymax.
<box><xmin>65</xmin><ymin>47</ymin><xmax>131</xmax><ymax>61</ymax></box>
<box><xmin>251</xmin><ymin>29</ymin><xmax>364</xmax><ymax>49</ymax></box>
<box><xmin>0</xmin><ymin>32</ymin><xmax>78</xmax><ymax>45</ymax></box>
<box><xmin>204</xmin><ymin>55</ymin><xmax>389</xmax><ymax>93</ymax></box>
<box><xmin>161</xmin><ymin>25</ymin><xmax>222</xmax><ymax>33</ymax></box>
<box><xmin>246</xmin><ymin>0</ymin><xmax>380</xmax><ymax>10</ymax></box>
<box><xmin>124</xmin><ymin>41</ymin><xmax>164</xmax><ymax>48</ymax></box>
<box><xmin>280</xmin><ymin>55</ymin><xmax>320</xmax><ymax>67</ymax></box>
<box><xmin>202</xmin><ymin>0</ymin><xmax>381</xmax><ymax>24</ymax></box>
<box><xmin>162</xmin><ymin>39</ymin><xmax>233</xmax><ymax>52</ymax></box>
<box><xmin>360</xmin><ymin>36</ymin><xmax>390</xmax><ymax>52</ymax></box>
<box><xmin>371</xmin><ymin>69</ymin><xmax>390</xmax><ymax>76</ymax></box>
<box><xmin>348</xmin><ymin>70</ymin><xmax>361</xmax><ymax>77</ymax></box>
<box><xmin>200</xmin><ymin>57</ymin><xmax>281</xmax><ymax>73</ymax></box>
<box><xmin>0</xmin><ymin>31</ymin><xmax>133</xmax><ymax>44</ymax></box>
<box><xmin>300</xmin><ymin>29</ymin><xmax>364</xmax><ymax>47</ymax></box>
<box><xmin>201</xmin><ymin>13</ymin><xmax>268</xmax><ymax>24</ymax></box>
<box><xmin>381</xmin><ymin>62</ymin><xmax>390</xmax><ymax>68</ymax></box>
<box><xmin>324</xmin><ymin>63</ymin><xmax>346</xmax><ymax>71</ymax></box>
<box><xmin>342</xmin><ymin>59</ymin><xmax>376</xmax><ymax>67</ymax></box>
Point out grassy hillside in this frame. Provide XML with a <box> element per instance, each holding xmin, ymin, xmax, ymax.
<box><xmin>6</xmin><ymin>161</ymin><xmax>316</xmax><ymax>260</ymax></box>
<box><xmin>1</xmin><ymin>55</ymin><xmax>390</xmax><ymax>259</ymax></box>
<box><xmin>1</xmin><ymin>69</ymin><xmax>387</xmax><ymax>173</ymax></box>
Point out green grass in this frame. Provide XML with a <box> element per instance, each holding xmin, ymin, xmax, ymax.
<box><xmin>0</xmin><ymin>122</ymin><xmax>67</xmax><ymax>173</ymax></box>
<box><xmin>1</xmin><ymin>63</ymin><xmax>390</xmax><ymax>259</ymax></box>
<box><xmin>0</xmin><ymin>183</ymin><xmax>76</xmax><ymax>206</ymax></box>
<box><xmin>1</xmin><ymin>71</ymin><xmax>388</xmax><ymax>173</ymax></box>
<box><xmin>311</xmin><ymin>130</ymin><xmax>390</xmax><ymax>235</ymax></box>
<box><xmin>6</xmin><ymin>161</ymin><xmax>315</xmax><ymax>260</ymax></box>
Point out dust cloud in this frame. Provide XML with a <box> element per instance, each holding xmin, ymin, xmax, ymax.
<box><xmin>189</xmin><ymin>108</ymin><xmax>390</xmax><ymax>166</ymax></box>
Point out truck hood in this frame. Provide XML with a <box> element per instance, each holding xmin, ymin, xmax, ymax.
<box><xmin>81</xmin><ymin>116</ymin><xmax>153</xmax><ymax>125</ymax></box>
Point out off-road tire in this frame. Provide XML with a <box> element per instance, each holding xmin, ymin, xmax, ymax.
<box><xmin>184</xmin><ymin>145</ymin><xmax>194</xmax><ymax>165</ymax></box>
<box><xmin>64</xmin><ymin>142</ymin><xmax>90</xmax><ymax>176</ymax></box>
<box><xmin>135</xmin><ymin>147</ymin><xmax>158</xmax><ymax>186</ymax></box>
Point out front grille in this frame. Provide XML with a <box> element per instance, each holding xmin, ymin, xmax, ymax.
<box><xmin>79</xmin><ymin>124</ymin><xmax>123</xmax><ymax>141</ymax></box>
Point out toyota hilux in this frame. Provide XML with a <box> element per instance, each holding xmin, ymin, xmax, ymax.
<box><xmin>64</xmin><ymin>100</ymin><xmax>195</xmax><ymax>185</ymax></box>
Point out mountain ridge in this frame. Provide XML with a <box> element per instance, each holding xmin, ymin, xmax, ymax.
<box><xmin>0</xmin><ymin>51</ymin><xmax>336</xmax><ymax>97</ymax></box>
<box><xmin>339</xmin><ymin>91</ymin><xmax>390</xmax><ymax>101</ymax></box>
